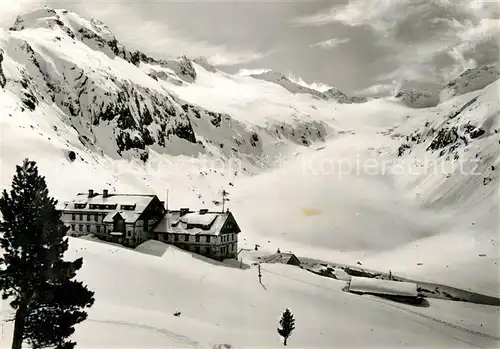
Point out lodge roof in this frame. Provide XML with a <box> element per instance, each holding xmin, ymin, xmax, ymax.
<box><xmin>153</xmin><ymin>210</ymin><xmax>235</xmax><ymax>236</ymax></box>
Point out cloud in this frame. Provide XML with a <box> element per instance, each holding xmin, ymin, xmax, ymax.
<box><xmin>292</xmin><ymin>0</ymin><xmax>412</xmax><ymax>31</ymax></box>
<box><xmin>295</xmin><ymin>0</ymin><xmax>499</xmax><ymax>86</ymax></box>
<box><xmin>286</xmin><ymin>73</ymin><xmax>332</xmax><ymax>92</ymax></box>
<box><xmin>0</xmin><ymin>0</ymin><xmax>44</xmax><ymax>28</ymax></box>
<box><xmin>68</xmin><ymin>2</ymin><xmax>269</xmax><ymax>67</ymax></box>
<box><xmin>237</xmin><ymin>68</ymin><xmax>272</xmax><ymax>76</ymax></box>
<box><xmin>208</xmin><ymin>50</ymin><xmax>273</xmax><ymax>67</ymax></box>
<box><xmin>355</xmin><ymin>82</ymin><xmax>400</xmax><ymax>97</ymax></box>
<box><xmin>310</xmin><ymin>37</ymin><xmax>350</xmax><ymax>49</ymax></box>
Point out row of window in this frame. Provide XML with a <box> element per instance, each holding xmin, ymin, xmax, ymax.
<box><xmin>70</xmin><ymin>224</ymin><xmax>137</xmax><ymax>238</ymax></box>
<box><xmin>183</xmin><ymin>243</ymin><xmax>236</xmax><ymax>255</ymax></box>
<box><xmin>220</xmin><ymin>243</ymin><xmax>236</xmax><ymax>255</ymax></box>
<box><xmin>74</xmin><ymin>204</ymin><xmax>137</xmax><ymax>210</ymax></box>
<box><xmin>163</xmin><ymin>233</ymin><xmax>235</xmax><ymax>243</ymax></box>
<box><xmin>71</xmin><ymin>213</ymin><xmax>100</xmax><ymax>222</ymax></box>
<box><xmin>221</xmin><ymin>234</ymin><xmax>235</xmax><ymax>243</ymax></box>
<box><xmin>71</xmin><ymin>224</ymin><xmax>93</xmax><ymax>233</ymax></box>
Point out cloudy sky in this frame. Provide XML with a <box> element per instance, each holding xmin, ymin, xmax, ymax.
<box><xmin>2</xmin><ymin>0</ymin><xmax>499</xmax><ymax>95</ymax></box>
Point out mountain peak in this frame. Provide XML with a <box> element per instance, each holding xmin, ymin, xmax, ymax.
<box><xmin>9</xmin><ymin>7</ymin><xmax>61</xmax><ymax>31</ymax></box>
<box><xmin>10</xmin><ymin>7</ymin><xmax>129</xmax><ymax>61</ymax></box>
<box><xmin>440</xmin><ymin>63</ymin><xmax>500</xmax><ymax>103</ymax></box>
<box><xmin>10</xmin><ymin>8</ymin><xmax>112</xmax><ymax>37</ymax></box>
<box><xmin>249</xmin><ymin>70</ymin><xmax>367</xmax><ymax>103</ymax></box>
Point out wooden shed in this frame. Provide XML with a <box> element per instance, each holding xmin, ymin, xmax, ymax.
<box><xmin>261</xmin><ymin>252</ymin><xmax>301</xmax><ymax>266</ymax></box>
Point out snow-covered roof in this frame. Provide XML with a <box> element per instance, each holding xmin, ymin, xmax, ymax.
<box><xmin>348</xmin><ymin>276</ymin><xmax>418</xmax><ymax>297</ymax></box>
<box><xmin>153</xmin><ymin>210</ymin><xmax>231</xmax><ymax>236</ymax></box>
<box><xmin>64</xmin><ymin>192</ymin><xmax>157</xmax><ymax>216</ymax></box>
<box><xmin>178</xmin><ymin>212</ymin><xmax>218</xmax><ymax>226</ymax></box>
<box><xmin>103</xmin><ymin>211</ymin><xmax>141</xmax><ymax>224</ymax></box>
<box><xmin>261</xmin><ymin>253</ymin><xmax>300</xmax><ymax>265</ymax></box>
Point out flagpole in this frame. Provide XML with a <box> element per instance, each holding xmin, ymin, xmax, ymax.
<box><xmin>165</xmin><ymin>189</ymin><xmax>169</xmax><ymax>234</ymax></box>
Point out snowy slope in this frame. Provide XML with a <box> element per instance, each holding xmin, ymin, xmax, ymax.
<box><xmin>440</xmin><ymin>63</ymin><xmax>500</xmax><ymax>103</ymax></box>
<box><xmin>1</xmin><ymin>7</ymin><xmax>500</xmax><ymax>347</ymax></box>
<box><xmin>1</xmin><ymin>238</ymin><xmax>499</xmax><ymax>348</ymax></box>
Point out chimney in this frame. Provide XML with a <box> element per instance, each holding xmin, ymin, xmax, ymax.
<box><xmin>88</xmin><ymin>189</ymin><xmax>94</xmax><ymax>198</ymax></box>
<box><xmin>180</xmin><ymin>208</ymin><xmax>190</xmax><ymax>216</ymax></box>
<box><xmin>199</xmin><ymin>209</ymin><xmax>209</xmax><ymax>215</ymax></box>
<box><xmin>103</xmin><ymin>189</ymin><xmax>109</xmax><ymax>198</ymax></box>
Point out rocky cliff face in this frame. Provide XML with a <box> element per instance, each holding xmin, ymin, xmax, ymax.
<box><xmin>392</xmin><ymin>88</ymin><xmax>440</xmax><ymax>109</ymax></box>
<box><xmin>392</xmin><ymin>79</ymin><xmax>499</xmax><ymax>211</ymax></box>
<box><xmin>0</xmin><ymin>8</ymin><xmax>329</xmax><ymax>166</ymax></box>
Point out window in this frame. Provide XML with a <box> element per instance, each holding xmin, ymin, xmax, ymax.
<box><xmin>174</xmin><ymin>234</ymin><xmax>178</xmax><ymax>242</ymax></box>
<box><xmin>79</xmin><ymin>214</ymin><xmax>83</xmax><ymax>221</ymax></box>
<box><xmin>232</xmin><ymin>234</ymin><xmax>235</xmax><ymax>241</ymax></box>
<box><xmin>94</xmin><ymin>214</ymin><xmax>98</xmax><ymax>222</ymax></box>
<box><xmin>72</xmin><ymin>213</ymin><xmax>76</xmax><ymax>221</ymax></box>
<box><xmin>78</xmin><ymin>224</ymin><xmax>83</xmax><ymax>232</ymax></box>
<box><xmin>206</xmin><ymin>236</ymin><xmax>210</xmax><ymax>243</ymax></box>
<box><xmin>184</xmin><ymin>234</ymin><xmax>189</xmax><ymax>242</ymax></box>
<box><xmin>96</xmin><ymin>225</ymin><xmax>101</xmax><ymax>233</ymax></box>
<box><xmin>128</xmin><ymin>231</ymin><xmax>132</xmax><ymax>237</ymax></box>
<box><xmin>71</xmin><ymin>224</ymin><xmax>75</xmax><ymax>231</ymax></box>
<box><xmin>195</xmin><ymin>235</ymin><xmax>200</xmax><ymax>243</ymax></box>
<box><xmin>86</xmin><ymin>225</ymin><xmax>90</xmax><ymax>233</ymax></box>
<box><xmin>87</xmin><ymin>214</ymin><xmax>91</xmax><ymax>221</ymax></box>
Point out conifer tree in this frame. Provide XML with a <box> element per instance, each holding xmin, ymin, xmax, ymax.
<box><xmin>277</xmin><ymin>308</ymin><xmax>295</xmax><ymax>346</ymax></box>
<box><xmin>0</xmin><ymin>159</ymin><xmax>95</xmax><ymax>349</ymax></box>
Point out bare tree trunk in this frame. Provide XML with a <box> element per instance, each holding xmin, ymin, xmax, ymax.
<box><xmin>283</xmin><ymin>336</ymin><xmax>287</xmax><ymax>346</ymax></box>
<box><xmin>11</xmin><ymin>304</ymin><xmax>27</xmax><ymax>349</ymax></box>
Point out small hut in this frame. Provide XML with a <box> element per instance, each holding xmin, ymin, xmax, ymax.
<box><xmin>261</xmin><ymin>252</ymin><xmax>301</xmax><ymax>266</ymax></box>
<box><xmin>346</xmin><ymin>276</ymin><xmax>424</xmax><ymax>305</ymax></box>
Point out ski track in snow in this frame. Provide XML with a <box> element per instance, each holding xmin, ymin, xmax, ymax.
<box><xmin>87</xmin><ymin>319</ymin><xmax>203</xmax><ymax>348</ymax></box>
<box><xmin>260</xmin><ymin>266</ymin><xmax>500</xmax><ymax>347</ymax></box>
<box><xmin>367</xmin><ymin>298</ymin><xmax>500</xmax><ymax>348</ymax></box>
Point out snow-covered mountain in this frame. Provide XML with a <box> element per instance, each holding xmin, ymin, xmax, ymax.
<box><xmin>440</xmin><ymin>63</ymin><xmax>500</xmax><ymax>103</ymax></box>
<box><xmin>0</xmin><ymin>8</ymin><xmax>329</xmax><ymax>167</ymax></box>
<box><xmin>1</xmin><ymin>7</ymin><xmax>500</xmax><ymax>349</ymax></box>
<box><xmin>391</xmin><ymin>88</ymin><xmax>440</xmax><ymax>108</ymax></box>
<box><xmin>249</xmin><ymin>69</ymin><xmax>367</xmax><ymax>103</ymax></box>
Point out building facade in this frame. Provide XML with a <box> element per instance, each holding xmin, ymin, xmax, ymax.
<box><xmin>153</xmin><ymin>208</ymin><xmax>241</xmax><ymax>260</ymax></box>
<box><xmin>60</xmin><ymin>189</ymin><xmax>165</xmax><ymax>247</ymax></box>
<box><xmin>60</xmin><ymin>190</ymin><xmax>242</xmax><ymax>260</ymax></box>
